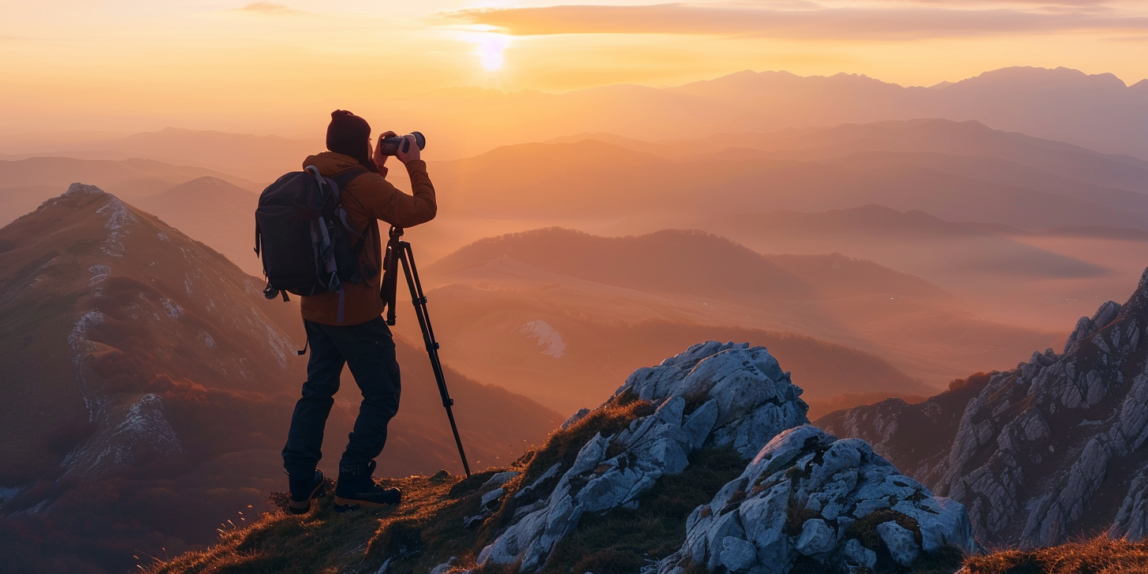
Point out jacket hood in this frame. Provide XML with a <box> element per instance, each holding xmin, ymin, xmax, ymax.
<box><xmin>304</xmin><ymin>151</ymin><xmax>375</xmax><ymax>176</ymax></box>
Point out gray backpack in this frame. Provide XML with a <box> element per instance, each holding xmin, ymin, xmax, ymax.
<box><xmin>254</xmin><ymin>166</ymin><xmax>369</xmax><ymax>322</ymax></box>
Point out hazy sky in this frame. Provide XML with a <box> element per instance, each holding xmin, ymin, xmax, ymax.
<box><xmin>2</xmin><ymin>0</ymin><xmax>1146</xmax><ymax>137</ymax></box>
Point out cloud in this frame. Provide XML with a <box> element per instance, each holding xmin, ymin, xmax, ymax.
<box><xmin>236</xmin><ymin>2</ymin><xmax>305</xmax><ymax>15</ymax></box>
<box><xmin>444</xmin><ymin>3</ymin><xmax>1148</xmax><ymax>40</ymax></box>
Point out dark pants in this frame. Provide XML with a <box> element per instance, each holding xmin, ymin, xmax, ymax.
<box><xmin>282</xmin><ymin>317</ymin><xmax>401</xmax><ymax>477</ymax></box>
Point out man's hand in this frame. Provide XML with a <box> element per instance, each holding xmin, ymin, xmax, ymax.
<box><xmin>373</xmin><ymin>131</ymin><xmax>397</xmax><ymax>170</ymax></box>
<box><xmin>395</xmin><ymin>134</ymin><xmax>421</xmax><ymax>164</ymax></box>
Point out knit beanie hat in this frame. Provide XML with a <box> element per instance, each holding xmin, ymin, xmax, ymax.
<box><xmin>326</xmin><ymin>110</ymin><xmax>378</xmax><ymax>172</ymax></box>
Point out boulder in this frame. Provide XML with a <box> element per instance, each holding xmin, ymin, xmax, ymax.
<box><xmin>657</xmin><ymin>425</ymin><xmax>977</xmax><ymax>573</ymax></box>
<box><xmin>478</xmin><ymin>342</ymin><xmax>809</xmax><ymax>571</ymax></box>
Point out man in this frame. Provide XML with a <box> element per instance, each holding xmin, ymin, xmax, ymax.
<box><xmin>282</xmin><ymin>110</ymin><xmax>437</xmax><ymax>513</ymax></box>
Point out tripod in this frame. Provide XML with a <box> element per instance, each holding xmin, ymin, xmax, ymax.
<box><xmin>381</xmin><ymin>226</ymin><xmax>471</xmax><ymax>477</ymax></box>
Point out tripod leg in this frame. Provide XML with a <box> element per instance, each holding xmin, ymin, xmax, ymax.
<box><xmin>396</xmin><ymin>243</ymin><xmax>472</xmax><ymax>477</ymax></box>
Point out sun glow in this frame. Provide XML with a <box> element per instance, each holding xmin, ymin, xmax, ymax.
<box><xmin>476</xmin><ymin>34</ymin><xmax>510</xmax><ymax>71</ymax></box>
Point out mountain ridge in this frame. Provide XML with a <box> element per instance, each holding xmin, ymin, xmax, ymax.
<box><xmin>818</xmin><ymin>266</ymin><xmax>1148</xmax><ymax>548</ymax></box>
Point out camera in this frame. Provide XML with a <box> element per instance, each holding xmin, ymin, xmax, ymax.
<box><xmin>377</xmin><ymin>131</ymin><xmax>426</xmax><ymax>156</ymax></box>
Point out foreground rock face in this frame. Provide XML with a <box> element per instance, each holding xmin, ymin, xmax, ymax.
<box><xmin>478</xmin><ymin>342</ymin><xmax>811</xmax><ymax>571</ymax></box>
<box><xmin>658</xmin><ymin>425</ymin><xmax>976</xmax><ymax>574</ymax></box>
<box><xmin>823</xmin><ymin>267</ymin><xmax>1148</xmax><ymax>549</ymax></box>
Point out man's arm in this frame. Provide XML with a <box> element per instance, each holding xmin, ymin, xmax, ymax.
<box><xmin>354</xmin><ymin>133</ymin><xmax>437</xmax><ymax>227</ymax></box>
<box><xmin>352</xmin><ymin>161</ymin><xmax>437</xmax><ymax>227</ymax></box>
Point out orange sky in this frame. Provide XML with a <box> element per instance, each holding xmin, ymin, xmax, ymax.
<box><xmin>1</xmin><ymin>0</ymin><xmax>1146</xmax><ymax>137</ymax></box>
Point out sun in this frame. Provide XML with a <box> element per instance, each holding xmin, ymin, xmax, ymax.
<box><xmin>476</xmin><ymin>34</ymin><xmax>510</xmax><ymax>71</ymax></box>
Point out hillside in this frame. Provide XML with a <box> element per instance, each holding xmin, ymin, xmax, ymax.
<box><xmin>134</xmin><ymin>177</ymin><xmax>262</xmax><ymax>275</ymax></box>
<box><xmin>818</xmin><ymin>266</ymin><xmax>1148</xmax><ymax>548</ymax></box>
<box><xmin>429</xmin><ymin>228</ymin><xmax>942</xmax><ymax>301</ymax></box>
<box><xmin>420</xmin><ymin>227</ymin><xmax>1059</xmax><ymax>401</ymax></box>
<box><xmin>0</xmin><ymin>186</ymin><xmax>559</xmax><ymax>574</ymax></box>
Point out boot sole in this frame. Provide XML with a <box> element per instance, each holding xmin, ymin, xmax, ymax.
<box><xmin>288</xmin><ymin>475</ymin><xmax>328</xmax><ymax>515</ymax></box>
<box><xmin>333</xmin><ymin>496</ymin><xmax>400</xmax><ymax>512</ymax></box>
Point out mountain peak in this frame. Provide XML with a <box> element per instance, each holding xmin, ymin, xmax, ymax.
<box><xmin>63</xmin><ymin>182</ymin><xmax>107</xmax><ymax>197</ymax></box>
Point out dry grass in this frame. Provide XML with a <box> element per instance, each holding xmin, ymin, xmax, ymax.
<box><xmin>147</xmin><ymin>393</ymin><xmax>659</xmax><ymax>574</ymax></box>
<box><xmin>964</xmin><ymin>537</ymin><xmax>1148</xmax><ymax>574</ymax></box>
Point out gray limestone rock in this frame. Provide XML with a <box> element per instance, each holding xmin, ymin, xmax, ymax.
<box><xmin>478</xmin><ymin>342</ymin><xmax>809</xmax><ymax>572</ymax></box>
<box><xmin>657</xmin><ymin>425</ymin><xmax>976</xmax><ymax>573</ymax></box>
<box><xmin>483</xmin><ymin>471</ymin><xmax>520</xmax><ymax>490</ymax></box>
<box><xmin>843</xmin><ymin>538</ymin><xmax>876</xmax><ymax>569</ymax></box>
<box><xmin>720</xmin><ymin>536</ymin><xmax>757</xmax><ymax>572</ymax></box>
<box><xmin>795</xmin><ymin>518</ymin><xmax>835</xmax><ymax>556</ymax></box>
<box><xmin>877</xmin><ymin>522</ymin><xmax>920</xmax><ymax>566</ymax></box>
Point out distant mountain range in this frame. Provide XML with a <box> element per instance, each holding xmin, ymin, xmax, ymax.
<box><xmin>419</xmin><ymin>228</ymin><xmax>1060</xmax><ymax>413</ymax></box>
<box><xmin>432</xmin><ymin>119</ymin><xmax>1148</xmax><ymax>232</ymax></box>
<box><xmin>4</xmin><ymin>67</ymin><xmax>1147</xmax><ymax>164</ymax></box>
<box><xmin>358</xmin><ymin>66</ymin><xmax>1148</xmax><ymax>160</ymax></box>
<box><xmin>0</xmin><ymin>186</ymin><xmax>558</xmax><ymax>574</ymax></box>
<box><xmin>0</xmin><ymin>127</ymin><xmax>321</xmax><ymax>182</ymax></box>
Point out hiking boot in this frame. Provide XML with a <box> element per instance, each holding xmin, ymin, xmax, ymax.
<box><xmin>286</xmin><ymin>469</ymin><xmax>326</xmax><ymax>515</ymax></box>
<box><xmin>334</xmin><ymin>460</ymin><xmax>401</xmax><ymax>512</ymax></box>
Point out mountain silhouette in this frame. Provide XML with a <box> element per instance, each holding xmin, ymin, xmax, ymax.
<box><xmin>5</xmin><ymin>127</ymin><xmax>323</xmax><ymax>182</ymax></box>
<box><xmin>0</xmin><ymin>186</ymin><xmax>558</xmax><ymax>574</ymax></box>
<box><xmin>367</xmin><ymin>66</ymin><xmax>1148</xmax><ymax>159</ymax></box>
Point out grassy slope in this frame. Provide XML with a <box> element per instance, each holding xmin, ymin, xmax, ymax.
<box><xmin>150</xmin><ymin>390</ymin><xmax>1143</xmax><ymax>574</ymax></box>
<box><xmin>964</xmin><ymin>538</ymin><xmax>1148</xmax><ymax>574</ymax></box>
<box><xmin>148</xmin><ymin>394</ymin><xmax>726</xmax><ymax>574</ymax></box>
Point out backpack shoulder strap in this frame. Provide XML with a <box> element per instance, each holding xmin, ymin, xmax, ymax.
<box><xmin>330</xmin><ymin>168</ymin><xmax>367</xmax><ymax>193</ymax></box>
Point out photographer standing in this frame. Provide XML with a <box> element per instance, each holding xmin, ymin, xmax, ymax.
<box><xmin>281</xmin><ymin>110</ymin><xmax>436</xmax><ymax>513</ymax></box>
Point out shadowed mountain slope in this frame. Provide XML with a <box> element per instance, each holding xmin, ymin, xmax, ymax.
<box><xmin>0</xmin><ymin>187</ymin><xmax>558</xmax><ymax>574</ymax></box>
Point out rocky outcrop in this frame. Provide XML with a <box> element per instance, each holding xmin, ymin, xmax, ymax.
<box><xmin>815</xmin><ymin>373</ymin><xmax>992</xmax><ymax>489</ymax></box>
<box><xmin>824</xmin><ymin>267</ymin><xmax>1148</xmax><ymax>549</ymax></box>
<box><xmin>477</xmin><ymin>342</ymin><xmax>811</xmax><ymax>571</ymax></box>
<box><xmin>657</xmin><ymin>425</ymin><xmax>976</xmax><ymax>574</ymax></box>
